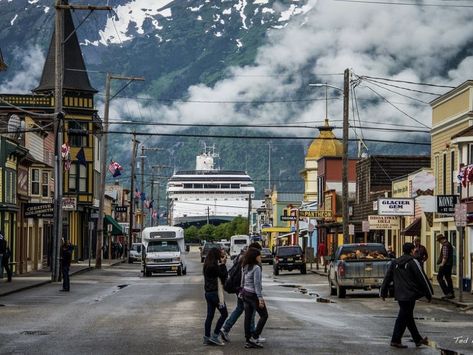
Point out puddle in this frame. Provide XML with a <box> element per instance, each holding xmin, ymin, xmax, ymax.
<box><xmin>21</xmin><ymin>330</ymin><xmax>50</xmax><ymax>336</ymax></box>
<box><xmin>279</xmin><ymin>284</ymin><xmax>301</xmax><ymax>288</ymax></box>
<box><xmin>315</xmin><ymin>297</ymin><xmax>335</xmax><ymax>303</ymax></box>
<box><xmin>117</xmin><ymin>284</ymin><xmax>128</xmax><ymax>289</ymax></box>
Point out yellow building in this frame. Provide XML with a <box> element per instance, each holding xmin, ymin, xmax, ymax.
<box><xmin>299</xmin><ymin>119</ymin><xmax>343</xmax><ymax>202</ymax></box>
<box><xmin>430</xmin><ymin>80</ymin><xmax>473</xmax><ymax>291</ymax></box>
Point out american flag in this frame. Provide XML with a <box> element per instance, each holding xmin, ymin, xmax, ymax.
<box><xmin>134</xmin><ymin>189</ymin><xmax>141</xmax><ymax>199</ymax></box>
<box><xmin>108</xmin><ymin>160</ymin><xmax>123</xmax><ymax>177</ymax></box>
<box><xmin>152</xmin><ymin>210</ymin><xmax>157</xmax><ymax>220</ymax></box>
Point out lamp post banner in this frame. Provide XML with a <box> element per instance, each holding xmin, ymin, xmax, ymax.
<box><xmin>377</xmin><ymin>198</ymin><xmax>415</xmax><ymax>216</ymax></box>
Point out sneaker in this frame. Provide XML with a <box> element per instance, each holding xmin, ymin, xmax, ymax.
<box><xmin>255</xmin><ymin>337</ymin><xmax>266</xmax><ymax>344</ymax></box>
<box><xmin>220</xmin><ymin>329</ymin><xmax>230</xmax><ymax>342</ymax></box>
<box><xmin>245</xmin><ymin>337</ymin><xmax>263</xmax><ymax>349</ymax></box>
<box><xmin>390</xmin><ymin>342</ymin><xmax>407</xmax><ymax>349</ymax></box>
<box><xmin>442</xmin><ymin>293</ymin><xmax>455</xmax><ymax>300</ymax></box>
<box><xmin>208</xmin><ymin>334</ymin><xmax>224</xmax><ymax>346</ymax></box>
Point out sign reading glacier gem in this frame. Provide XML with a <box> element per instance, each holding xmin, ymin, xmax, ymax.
<box><xmin>378</xmin><ymin>198</ymin><xmax>415</xmax><ymax>216</ymax></box>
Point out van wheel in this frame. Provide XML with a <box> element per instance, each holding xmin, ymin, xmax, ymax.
<box><xmin>329</xmin><ymin>278</ymin><xmax>337</xmax><ymax>296</ymax></box>
<box><xmin>177</xmin><ymin>267</ymin><xmax>182</xmax><ymax>276</ymax></box>
<box><xmin>337</xmin><ymin>282</ymin><xmax>346</xmax><ymax>298</ymax></box>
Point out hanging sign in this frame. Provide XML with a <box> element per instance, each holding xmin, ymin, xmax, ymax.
<box><xmin>115</xmin><ymin>206</ymin><xmax>128</xmax><ymax>213</ymax></box>
<box><xmin>299</xmin><ymin>210</ymin><xmax>333</xmax><ymax>218</ymax></box>
<box><xmin>62</xmin><ymin>197</ymin><xmax>77</xmax><ymax>211</ymax></box>
<box><xmin>377</xmin><ymin>198</ymin><xmax>414</xmax><ymax>216</ymax></box>
<box><xmin>436</xmin><ymin>195</ymin><xmax>458</xmax><ymax>214</ymax></box>
<box><xmin>24</xmin><ymin>203</ymin><xmax>54</xmax><ymax>218</ymax></box>
<box><xmin>368</xmin><ymin>215</ymin><xmax>400</xmax><ymax>230</ymax></box>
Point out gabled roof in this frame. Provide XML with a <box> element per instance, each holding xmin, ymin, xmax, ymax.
<box><xmin>34</xmin><ymin>5</ymin><xmax>96</xmax><ymax>94</ymax></box>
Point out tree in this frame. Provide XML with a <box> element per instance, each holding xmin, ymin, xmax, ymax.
<box><xmin>184</xmin><ymin>225</ymin><xmax>199</xmax><ymax>243</ymax></box>
<box><xmin>198</xmin><ymin>224</ymin><xmax>216</xmax><ymax>241</ymax></box>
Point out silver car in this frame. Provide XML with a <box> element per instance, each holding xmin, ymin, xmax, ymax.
<box><xmin>129</xmin><ymin>243</ymin><xmax>142</xmax><ymax>263</ymax></box>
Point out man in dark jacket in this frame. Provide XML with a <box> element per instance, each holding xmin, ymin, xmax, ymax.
<box><xmin>380</xmin><ymin>242</ymin><xmax>433</xmax><ymax>349</ymax></box>
<box><xmin>60</xmin><ymin>240</ymin><xmax>72</xmax><ymax>292</ymax></box>
<box><xmin>436</xmin><ymin>234</ymin><xmax>454</xmax><ymax>299</ymax></box>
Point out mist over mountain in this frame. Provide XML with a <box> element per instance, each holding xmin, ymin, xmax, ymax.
<box><xmin>1</xmin><ymin>0</ymin><xmax>470</xmax><ymax>197</ymax></box>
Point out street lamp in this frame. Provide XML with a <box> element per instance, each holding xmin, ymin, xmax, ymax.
<box><xmin>309</xmin><ymin>69</ymin><xmax>350</xmax><ymax>244</ymax></box>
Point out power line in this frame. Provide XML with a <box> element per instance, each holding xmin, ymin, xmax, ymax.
<box><xmin>360</xmin><ymin>77</ymin><xmax>442</xmax><ymax>96</ymax></box>
<box><xmin>102</xmin><ymin>130</ymin><xmax>431</xmax><ymax>145</ymax></box>
<box><xmin>359</xmin><ymin>75</ymin><xmax>457</xmax><ymax>89</ymax></box>
<box><xmin>333</xmin><ymin>0</ymin><xmax>473</xmax><ymax>7</ymax></box>
<box><xmin>361</xmin><ymin>84</ymin><xmax>431</xmax><ymax>129</ymax></box>
<box><xmin>359</xmin><ymin>78</ymin><xmax>430</xmax><ymax>104</ymax></box>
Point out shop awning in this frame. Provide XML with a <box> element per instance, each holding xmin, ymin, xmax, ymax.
<box><xmin>104</xmin><ymin>215</ymin><xmax>123</xmax><ymax>235</ymax></box>
<box><xmin>402</xmin><ymin>217</ymin><xmax>421</xmax><ymax>237</ymax></box>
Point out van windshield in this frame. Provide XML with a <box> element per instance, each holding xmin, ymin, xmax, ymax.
<box><xmin>132</xmin><ymin>244</ymin><xmax>141</xmax><ymax>252</ymax></box>
<box><xmin>234</xmin><ymin>239</ymin><xmax>247</xmax><ymax>245</ymax></box>
<box><xmin>148</xmin><ymin>240</ymin><xmax>179</xmax><ymax>253</ymax></box>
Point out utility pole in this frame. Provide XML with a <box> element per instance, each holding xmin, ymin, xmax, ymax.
<box><xmin>150</xmin><ymin>165</ymin><xmax>170</xmax><ymax>227</ymax></box>
<box><xmin>52</xmin><ymin>0</ymin><xmax>111</xmax><ymax>280</ymax></box>
<box><xmin>128</xmin><ymin>133</ymin><xmax>139</xmax><ymax>259</ymax></box>
<box><xmin>96</xmin><ymin>74</ymin><xmax>144</xmax><ymax>269</ymax></box>
<box><xmin>247</xmin><ymin>193</ymin><xmax>252</xmax><ymax>235</ymax></box>
<box><xmin>52</xmin><ymin>0</ymin><xmax>65</xmax><ymax>282</ymax></box>
<box><xmin>268</xmin><ymin>142</ymin><xmax>271</xmax><ymax>189</ymax></box>
<box><xmin>141</xmin><ymin>145</ymin><xmax>145</xmax><ymax>218</ymax></box>
<box><xmin>342</xmin><ymin>68</ymin><xmax>350</xmax><ymax>244</ymax></box>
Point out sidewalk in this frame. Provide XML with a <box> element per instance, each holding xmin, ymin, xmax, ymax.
<box><xmin>0</xmin><ymin>258</ymin><xmax>124</xmax><ymax>297</ymax></box>
<box><xmin>305</xmin><ymin>263</ymin><xmax>473</xmax><ymax>309</ymax></box>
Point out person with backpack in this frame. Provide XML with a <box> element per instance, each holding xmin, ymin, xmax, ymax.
<box><xmin>241</xmin><ymin>247</ymin><xmax>268</xmax><ymax>349</ymax></box>
<box><xmin>221</xmin><ymin>243</ymin><xmax>261</xmax><ymax>342</ymax></box>
<box><xmin>203</xmin><ymin>247</ymin><xmax>228</xmax><ymax>346</ymax></box>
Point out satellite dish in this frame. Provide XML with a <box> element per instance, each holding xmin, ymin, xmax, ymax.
<box><xmin>7</xmin><ymin>114</ymin><xmax>21</xmax><ymax>140</ymax></box>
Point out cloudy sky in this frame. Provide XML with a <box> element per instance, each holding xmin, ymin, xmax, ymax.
<box><xmin>2</xmin><ymin>0</ymin><xmax>472</xmax><ymax>147</ymax></box>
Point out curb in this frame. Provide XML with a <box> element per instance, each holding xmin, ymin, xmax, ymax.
<box><xmin>0</xmin><ymin>259</ymin><xmax>125</xmax><ymax>298</ymax></box>
<box><xmin>431</xmin><ymin>295</ymin><xmax>473</xmax><ymax>308</ymax></box>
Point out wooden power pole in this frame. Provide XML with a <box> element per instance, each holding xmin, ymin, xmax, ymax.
<box><xmin>342</xmin><ymin>68</ymin><xmax>350</xmax><ymax>244</ymax></box>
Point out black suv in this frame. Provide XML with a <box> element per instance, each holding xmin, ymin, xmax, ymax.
<box><xmin>273</xmin><ymin>246</ymin><xmax>306</xmax><ymax>275</ymax></box>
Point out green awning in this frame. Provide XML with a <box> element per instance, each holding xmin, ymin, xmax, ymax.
<box><xmin>104</xmin><ymin>215</ymin><xmax>123</xmax><ymax>235</ymax></box>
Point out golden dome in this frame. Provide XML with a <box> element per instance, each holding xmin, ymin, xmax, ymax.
<box><xmin>306</xmin><ymin>119</ymin><xmax>343</xmax><ymax>159</ymax></box>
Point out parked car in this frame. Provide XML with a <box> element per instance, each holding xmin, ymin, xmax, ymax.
<box><xmin>328</xmin><ymin>243</ymin><xmax>392</xmax><ymax>298</ymax></box>
<box><xmin>261</xmin><ymin>248</ymin><xmax>273</xmax><ymax>264</ymax></box>
<box><xmin>273</xmin><ymin>245</ymin><xmax>306</xmax><ymax>275</ymax></box>
<box><xmin>129</xmin><ymin>243</ymin><xmax>142</xmax><ymax>263</ymax></box>
<box><xmin>200</xmin><ymin>242</ymin><xmax>221</xmax><ymax>263</ymax></box>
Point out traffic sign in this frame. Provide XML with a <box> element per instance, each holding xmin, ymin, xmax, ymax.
<box><xmin>455</xmin><ymin>203</ymin><xmax>467</xmax><ymax>227</ymax></box>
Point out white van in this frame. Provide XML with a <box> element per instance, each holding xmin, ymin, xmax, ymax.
<box><xmin>141</xmin><ymin>226</ymin><xmax>187</xmax><ymax>277</ymax></box>
<box><xmin>230</xmin><ymin>235</ymin><xmax>250</xmax><ymax>259</ymax></box>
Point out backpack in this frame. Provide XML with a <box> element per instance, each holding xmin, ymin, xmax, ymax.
<box><xmin>224</xmin><ymin>258</ymin><xmax>242</xmax><ymax>294</ymax></box>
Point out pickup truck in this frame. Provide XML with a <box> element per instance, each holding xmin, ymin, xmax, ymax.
<box><xmin>328</xmin><ymin>243</ymin><xmax>392</xmax><ymax>298</ymax></box>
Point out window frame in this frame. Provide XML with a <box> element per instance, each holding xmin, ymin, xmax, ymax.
<box><xmin>31</xmin><ymin>168</ymin><xmax>40</xmax><ymax>196</ymax></box>
<box><xmin>68</xmin><ymin>121</ymin><xmax>88</xmax><ymax>147</ymax></box>
<box><xmin>68</xmin><ymin>162</ymin><xmax>88</xmax><ymax>193</ymax></box>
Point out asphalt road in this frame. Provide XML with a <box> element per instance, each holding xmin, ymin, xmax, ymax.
<box><xmin>0</xmin><ymin>251</ymin><xmax>472</xmax><ymax>355</ymax></box>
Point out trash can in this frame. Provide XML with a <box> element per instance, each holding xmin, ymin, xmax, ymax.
<box><xmin>463</xmin><ymin>278</ymin><xmax>471</xmax><ymax>292</ymax></box>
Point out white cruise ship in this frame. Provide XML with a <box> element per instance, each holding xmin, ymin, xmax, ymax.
<box><xmin>167</xmin><ymin>146</ymin><xmax>255</xmax><ymax>227</ymax></box>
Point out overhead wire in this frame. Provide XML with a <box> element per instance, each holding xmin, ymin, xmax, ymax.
<box><xmin>332</xmin><ymin>0</ymin><xmax>473</xmax><ymax>7</ymax></box>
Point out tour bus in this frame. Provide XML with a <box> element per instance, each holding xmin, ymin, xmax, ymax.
<box><xmin>141</xmin><ymin>226</ymin><xmax>187</xmax><ymax>277</ymax></box>
<box><xmin>230</xmin><ymin>235</ymin><xmax>250</xmax><ymax>259</ymax></box>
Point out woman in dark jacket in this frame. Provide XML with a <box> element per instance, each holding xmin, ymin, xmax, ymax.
<box><xmin>203</xmin><ymin>247</ymin><xmax>228</xmax><ymax>346</ymax></box>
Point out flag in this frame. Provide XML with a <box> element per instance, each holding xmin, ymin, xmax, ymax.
<box><xmin>108</xmin><ymin>160</ymin><xmax>123</xmax><ymax>177</ymax></box>
<box><xmin>64</xmin><ymin>160</ymin><xmax>71</xmax><ymax>171</ymax></box>
<box><xmin>76</xmin><ymin>147</ymin><xmax>87</xmax><ymax>167</ymax></box>
<box><xmin>134</xmin><ymin>189</ymin><xmax>141</xmax><ymax>199</ymax></box>
<box><xmin>140</xmin><ymin>192</ymin><xmax>146</xmax><ymax>201</ymax></box>
<box><xmin>144</xmin><ymin>200</ymin><xmax>150</xmax><ymax>209</ymax></box>
<box><xmin>149</xmin><ymin>200</ymin><xmax>153</xmax><ymax>209</ymax></box>
<box><xmin>152</xmin><ymin>210</ymin><xmax>157</xmax><ymax>220</ymax></box>
<box><xmin>61</xmin><ymin>143</ymin><xmax>70</xmax><ymax>159</ymax></box>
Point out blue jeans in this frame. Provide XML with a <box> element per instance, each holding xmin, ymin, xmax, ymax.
<box><xmin>205</xmin><ymin>291</ymin><xmax>228</xmax><ymax>337</ymax></box>
<box><xmin>223</xmin><ymin>295</ymin><xmax>256</xmax><ymax>333</ymax></box>
<box><xmin>62</xmin><ymin>265</ymin><xmax>70</xmax><ymax>291</ymax></box>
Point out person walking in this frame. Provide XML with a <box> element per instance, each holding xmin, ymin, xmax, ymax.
<box><xmin>380</xmin><ymin>242</ymin><xmax>433</xmax><ymax>349</ymax></box>
<box><xmin>0</xmin><ymin>231</ymin><xmax>5</xmax><ymax>279</ymax></box>
<box><xmin>220</xmin><ymin>243</ymin><xmax>261</xmax><ymax>342</ymax></box>
<box><xmin>2</xmin><ymin>240</ymin><xmax>12</xmax><ymax>282</ymax></box>
<box><xmin>436</xmin><ymin>234</ymin><xmax>454</xmax><ymax>299</ymax></box>
<box><xmin>203</xmin><ymin>247</ymin><xmax>228</xmax><ymax>346</ymax></box>
<box><xmin>241</xmin><ymin>247</ymin><xmax>268</xmax><ymax>349</ymax></box>
<box><xmin>60</xmin><ymin>240</ymin><xmax>72</xmax><ymax>292</ymax></box>
<box><xmin>413</xmin><ymin>236</ymin><xmax>428</xmax><ymax>268</ymax></box>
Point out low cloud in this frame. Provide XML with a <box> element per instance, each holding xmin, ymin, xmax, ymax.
<box><xmin>0</xmin><ymin>45</ymin><xmax>45</xmax><ymax>93</ymax></box>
